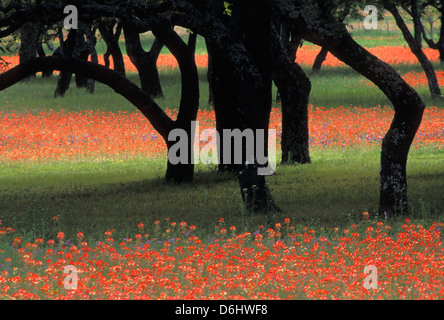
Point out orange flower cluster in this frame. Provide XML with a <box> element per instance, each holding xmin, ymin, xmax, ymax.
<box><xmin>295</xmin><ymin>46</ymin><xmax>439</xmax><ymax>67</ymax></box>
<box><xmin>0</xmin><ymin>106</ymin><xmax>442</xmax><ymax>162</ymax></box>
<box><xmin>91</xmin><ymin>55</ymin><xmax>209</xmax><ymax>72</ymax></box>
<box><xmin>0</xmin><ymin>46</ymin><xmax>439</xmax><ymax>72</ymax></box>
<box><xmin>360</xmin><ymin>70</ymin><xmax>444</xmax><ymax>88</ymax></box>
<box><xmin>0</xmin><ymin>220</ymin><xmax>14</xmax><ymax>238</ymax></box>
<box><xmin>401</xmin><ymin>70</ymin><xmax>444</xmax><ymax>88</ymax></box>
<box><xmin>0</xmin><ymin>55</ymin><xmax>207</xmax><ymax>72</ymax></box>
<box><xmin>0</xmin><ymin>218</ymin><xmax>443</xmax><ymax>299</ymax></box>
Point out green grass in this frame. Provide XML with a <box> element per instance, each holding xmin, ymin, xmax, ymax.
<box><xmin>0</xmin><ymin>146</ymin><xmax>442</xmax><ymax>243</ymax></box>
<box><xmin>0</xmin><ymin>69</ymin><xmax>213</xmax><ymax>113</ymax></box>
<box><xmin>307</xmin><ymin>63</ymin><xmax>444</xmax><ymax>109</ymax></box>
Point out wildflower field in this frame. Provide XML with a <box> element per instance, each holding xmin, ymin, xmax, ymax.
<box><xmin>0</xmin><ymin>44</ymin><xmax>443</xmax><ymax>300</ymax></box>
<box><xmin>0</xmin><ymin>45</ymin><xmax>441</xmax><ymax>72</ymax></box>
<box><xmin>0</xmin><ymin>106</ymin><xmax>442</xmax><ymax>163</ymax></box>
<box><xmin>1</xmin><ymin>216</ymin><xmax>443</xmax><ymax>300</ymax></box>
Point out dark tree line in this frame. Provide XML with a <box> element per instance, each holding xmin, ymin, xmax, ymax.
<box><xmin>0</xmin><ymin>0</ymin><xmax>431</xmax><ymax>216</ymax></box>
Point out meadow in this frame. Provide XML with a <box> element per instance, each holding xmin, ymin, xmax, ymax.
<box><xmin>0</xmin><ymin>28</ymin><xmax>443</xmax><ymax>299</ymax></box>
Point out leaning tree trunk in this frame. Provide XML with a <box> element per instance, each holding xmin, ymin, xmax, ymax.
<box><xmin>298</xmin><ymin>18</ymin><xmax>426</xmax><ymax>216</ymax></box>
<box><xmin>311</xmin><ymin>46</ymin><xmax>328</xmax><ymax>73</ymax></box>
<box><xmin>272</xmin><ymin>25</ymin><xmax>311</xmax><ymax>165</ymax></box>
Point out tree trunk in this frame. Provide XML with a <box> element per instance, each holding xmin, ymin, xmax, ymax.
<box><xmin>204</xmin><ymin>0</ymin><xmax>279</xmax><ymax>212</ymax></box>
<box><xmin>272</xmin><ymin>25</ymin><xmax>311</xmax><ymax>165</ymax></box>
<box><xmin>54</xmin><ymin>25</ymin><xmax>96</xmax><ymax>97</ymax></box>
<box><xmin>206</xmin><ymin>42</ymin><xmax>241</xmax><ymax>174</ymax></box>
<box><xmin>54</xmin><ymin>30</ymin><xmax>76</xmax><ymax>98</ymax></box>
<box><xmin>312</xmin><ymin>46</ymin><xmax>328</xmax><ymax>73</ymax></box>
<box><xmin>165</xmin><ymin>122</ymin><xmax>196</xmax><ymax>183</ymax></box>
<box><xmin>275</xmin><ymin>24</ymin><xmax>301</xmax><ymax>103</ymax></box>
<box><xmin>411</xmin><ymin>0</ymin><xmax>423</xmax><ymax>48</ymax></box>
<box><xmin>37</xmin><ymin>43</ymin><xmax>52</xmax><ymax>77</ymax></box>
<box><xmin>153</xmin><ymin>27</ymin><xmax>200</xmax><ymax>183</ymax></box>
<box><xmin>98</xmin><ymin>21</ymin><xmax>126</xmax><ymax>76</ymax></box>
<box><xmin>85</xmin><ymin>26</ymin><xmax>98</xmax><ymax>94</ymax></box>
<box><xmin>73</xmin><ymin>26</ymin><xmax>90</xmax><ymax>89</ymax></box>
<box><xmin>344</xmin><ymin>51</ymin><xmax>422</xmax><ymax>215</ymax></box>
<box><xmin>295</xmin><ymin>14</ymin><xmax>425</xmax><ymax>216</ymax></box>
<box><xmin>416</xmin><ymin>1</ymin><xmax>444</xmax><ymax>64</ymax></box>
<box><xmin>187</xmin><ymin>32</ymin><xmax>197</xmax><ymax>56</ymax></box>
<box><xmin>237</xmin><ymin>6</ymin><xmax>280</xmax><ymax>211</ymax></box>
<box><xmin>19</xmin><ymin>23</ymin><xmax>39</xmax><ymax>80</ymax></box>
<box><xmin>123</xmin><ymin>26</ymin><xmax>164</xmax><ymax>98</ymax></box>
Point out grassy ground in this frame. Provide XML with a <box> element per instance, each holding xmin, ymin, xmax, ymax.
<box><xmin>0</xmin><ymin>146</ymin><xmax>443</xmax><ymax>243</ymax></box>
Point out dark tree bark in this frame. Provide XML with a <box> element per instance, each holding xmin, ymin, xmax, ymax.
<box><xmin>98</xmin><ymin>20</ymin><xmax>126</xmax><ymax>76</ymax></box>
<box><xmin>237</xmin><ymin>0</ymin><xmax>279</xmax><ymax>212</ymax></box>
<box><xmin>85</xmin><ymin>26</ymin><xmax>98</xmax><ymax>94</ymax></box>
<box><xmin>275</xmin><ymin>23</ymin><xmax>301</xmax><ymax>103</ymax></box>
<box><xmin>73</xmin><ymin>25</ymin><xmax>91</xmax><ymax>89</ymax></box>
<box><xmin>205</xmin><ymin>41</ymin><xmax>241</xmax><ymax>174</ymax></box>
<box><xmin>54</xmin><ymin>24</ymin><xmax>96</xmax><ymax>97</ymax></box>
<box><xmin>312</xmin><ymin>46</ymin><xmax>328</xmax><ymax>73</ymax></box>
<box><xmin>271</xmin><ymin>25</ymin><xmax>311</xmax><ymax>165</ymax></box>
<box><xmin>37</xmin><ymin>42</ymin><xmax>53</xmax><ymax>78</ymax></box>
<box><xmin>291</xmin><ymin>13</ymin><xmax>426</xmax><ymax>216</ymax></box>
<box><xmin>19</xmin><ymin>23</ymin><xmax>39</xmax><ymax>80</ymax></box>
<box><xmin>187</xmin><ymin>31</ymin><xmax>197</xmax><ymax>56</ymax></box>
<box><xmin>123</xmin><ymin>26</ymin><xmax>164</xmax><ymax>98</ymax></box>
<box><xmin>411</xmin><ymin>0</ymin><xmax>423</xmax><ymax>48</ymax></box>
<box><xmin>205</xmin><ymin>0</ymin><xmax>279</xmax><ymax>212</ymax></box>
<box><xmin>54</xmin><ymin>30</ymin><xmax>76</xmax><ymax>98</ymax></box>
<box><xmin>152</xmin><ymin>26</ymin><xmax>200</xmax><ymax>183</ymax></box>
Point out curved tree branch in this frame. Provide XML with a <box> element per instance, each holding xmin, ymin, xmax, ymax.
<box><xmin>0</xmin><ymin>56</ymin><xmax>173</xmax><ymax>138</ymax></box>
